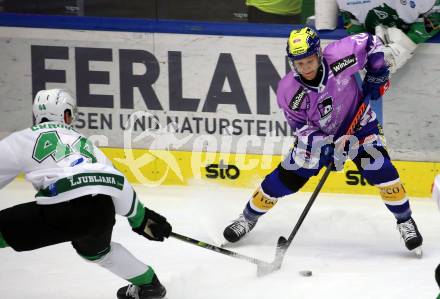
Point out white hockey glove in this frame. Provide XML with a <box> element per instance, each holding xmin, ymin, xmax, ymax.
<box><xmin>375</xmin><ymin>24</ymin><xmax>388</xmax><ymax>45</ymax></box>
<box><xmin>375</xmin><ymin>25</ymin><xmax>417</xmax><ymax>73</ymax></box>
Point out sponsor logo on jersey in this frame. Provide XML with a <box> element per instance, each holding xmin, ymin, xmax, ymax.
<box><xmin>409</xmin><ymin>0</ymin><xmax>415</xmax><ymax>8</ymax></box>
<box><xmin>330</xmin><ymin>54</ymin><xmax>357</xmax><ymax>75</ymax></box>
<box><xmin>318</xmin><ymin>97</ymin><xmax>333</xmax><ymax>119</ymax></box>
<box><xmin>373</xmin><ymin>8</ymin><xmax>389</xmax><ymax>19</ymax></box>
<box><xmin>288</xmin><ymin>87</ymin><xmax>307</xmax><ymax>111</ymax></box>
<box><xmin>346</xmin><ymin>1</ymin><xmax>371</xmax><ymax>5</ymax></box>
<box><xmin>400</xmin><ymin>0</ymin><xmax>407</xmax><ymax>5</ymax></box>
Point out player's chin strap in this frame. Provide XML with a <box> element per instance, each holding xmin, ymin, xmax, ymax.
<box><xmin>265</xmin><ymin>94</ymin><xmax>372</xmax><ymax>276</ymax></box>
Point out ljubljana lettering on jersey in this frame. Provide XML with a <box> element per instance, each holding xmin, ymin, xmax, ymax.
<box><xmin>0</xmin><ymin>122</ymin><xmax>136</xmax><ymax>216</ymax></box>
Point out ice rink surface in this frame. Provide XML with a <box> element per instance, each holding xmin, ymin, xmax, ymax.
<box><xmin>1</xmin><ymin>180</ymin><xmax>440</xmax><ymax>299</ymax></box>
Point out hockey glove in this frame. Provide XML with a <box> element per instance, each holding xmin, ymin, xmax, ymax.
<box><xmin>320</xmin><ymin>141</ymin><xmax>349</xmax><ymax>171</ymax></box>
<box><xmin>320</xmin><ymin>144</ymin><xmax>334</xmax><ymax>169</ymax></box>
<box><xmin>320</xmin><ymin>144</ymin><xmax>343</xmax><ymax>171</ymax></box>
<box><xmin>362</xmin><ymin>67</ymin><xmax>390</xmax><ymax>100</ymax></box>
<box><xmin>132</xmin><ymin>208</ymin><xmax>172</xmax><ymax>242</ymax></box>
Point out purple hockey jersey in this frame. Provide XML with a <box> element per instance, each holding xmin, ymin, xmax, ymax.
<box><xmin>277</xmin><ymin>33</ymin><xmax>386</xmax><ymax>143</ymax></box>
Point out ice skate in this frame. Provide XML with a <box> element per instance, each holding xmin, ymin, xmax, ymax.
<box><xmin>223</xmin><ymin>214</ymin><xmax>258</xmax><ymax>243</ymax></box>
<box><xmin>117</xmin><ymin>274</ymin><xmax>166</xmax><ymax>299</ymax></box>
<box><xmin>397</xmin><ymin>217</ymin><xmax>423</xmax><ymax>258</ymax></box>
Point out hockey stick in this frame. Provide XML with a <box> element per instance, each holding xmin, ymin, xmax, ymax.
<box><xmin>171</xmin><ymin>96</ymin><xmax>371</xmax><ymax>277</ymax></box>
<box><xmin>170</xmin><ymin>231</ymin><xmax>273</xmax><ymax>276</ymax></box>
<box><xmin>260</xmin><ymin>95</ymin><xmax>372</xmax><ymax>276</ymax></box>
<box><xmin>170</xmin><ymin>97</ymin><xmax>371</xmax><ymax>277</ymax></box>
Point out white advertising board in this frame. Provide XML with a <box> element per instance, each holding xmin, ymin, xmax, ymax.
<box><xmin>0</xmin><ymin>27</ymin><xmax>438</xmax><ymax>161</ymax></box>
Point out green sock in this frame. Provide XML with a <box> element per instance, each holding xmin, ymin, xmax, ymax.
<box><xmin>0</xmin><ymin>232</ymin><xmax>9</xmax><ymax>248</ymax></box>
<box><xmin>128</xmin><ymin>267</ymin><xmax>155</xmax><ymax>286</ymax></box>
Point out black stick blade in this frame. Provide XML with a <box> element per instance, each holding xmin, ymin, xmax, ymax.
<box><xmin>277</xmin><ymin>236</ymin><xmax>288</xmax><ymax>248</ymax></box>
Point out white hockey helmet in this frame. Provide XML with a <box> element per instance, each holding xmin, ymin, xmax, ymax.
<box><xmin>32</xmin><ymin>89</ymin><xmax>77</xmax><ymax>124</ymax></box>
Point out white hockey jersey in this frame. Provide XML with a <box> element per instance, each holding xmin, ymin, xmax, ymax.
<box><xmin>337</xmin><ymin>0</ymin><xmax>384</xmax><ymax>24</ymax></box>
<box><xmin>391</xmin><ymin>0</ymin><xmax>436</xmax><ymax>23</ymax></box>
<box><xmin>0</xmin><ymin>122</ymin><xmax>136</xmax><ymax>217</ymax></box>
<box><xmin>337</xmin><ymin>0</ymin><xmax>435</xmax><ymax>23</ymax></box>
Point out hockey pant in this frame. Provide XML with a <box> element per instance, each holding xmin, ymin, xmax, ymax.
<box><xmin>243</xmin><ymin>136</ymin><xmax>411</xmax><ymax>223</ymax></box>
<box><xmin>0</xmin><ymin>194</ymin><xmax>155</xmax><ymax>285</ymax></box>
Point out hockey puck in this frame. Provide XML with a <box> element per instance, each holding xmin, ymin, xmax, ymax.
<box><xmin>299</xmin><ymin>270</ymin><xmax>312</xmax><ymax>277</ymax></box>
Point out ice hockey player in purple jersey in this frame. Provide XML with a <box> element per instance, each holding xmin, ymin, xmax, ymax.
<box><xmin>223</xmin><ymin>27</ymin><xmax>423</xmax><ymax>256</ymax></box>
<box><xmin>0</xmin><ymin>89</ymin><xmax>171</xmax><ymax>299</ymax></box>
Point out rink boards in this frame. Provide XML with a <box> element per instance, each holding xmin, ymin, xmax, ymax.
<box><xmin>101</xmin><ymin>148</ymin><xmax>440</xmax><ymax>198</ymax></box>
<box><xmin>0</xmin><ymin>14</ymin><xmax>439</xmax><ymax>198</ymax></box>
<box><xmin>0</xmin><ymin>16</ymin><xmax>440</xmax><ymax>162</ymax></box>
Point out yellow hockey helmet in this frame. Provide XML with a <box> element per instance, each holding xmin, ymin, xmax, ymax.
<box><xmin>286</xmin><ymin>27</ymin><xmax>321</xmax><ymax>61</ymax></box>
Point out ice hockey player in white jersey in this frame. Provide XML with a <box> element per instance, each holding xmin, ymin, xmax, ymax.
<box><xmin>0</xmin><ymin>89</ymin><xmax>171</xmax><ymax>299</ymax></box>
<box><xmin>337</xmin><ymin>0</ymin><xmax>439</xmax><ymax>72</ymax></box>
<box><xmin>433</xmin><ymin>174</ymin><xmax>440</xmax><ymax>293</ymax></box>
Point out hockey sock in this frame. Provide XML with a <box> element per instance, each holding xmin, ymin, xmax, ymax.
<box><xmin>243</xmin><ymin>187</ymin><xmax>278</xmax><ymax>221</ymax></box>
<box><xmin>0</xmin><ymin>232</ymin><xmax>9</xmax><ymax>248</ymax></box>
<box><xmin>377</xmin><ymin>179</ymin><xmax>411</xmax><ymax>222</ymax></box>
<box><xmin>81</xmin><ymin>241</ymin><xmax>154</xmax><ymax>285</ymax></box>
<box><xmin>128</xmin><ymin>267</ymin><xmax>155</xmax><ymax>286</ymax></box>
<box><xmin>243</xmin><ymin>165</ymin><xmax>307</xmax><ymax>221</ymax></box>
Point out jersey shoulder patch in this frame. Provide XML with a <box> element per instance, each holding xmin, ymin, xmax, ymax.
<box><xmin>288</xmin><ymin>86</ymin><xmax>307</xmax><ymax>111</ymax></box>
<box><xmin>329</xmin><ymin>54</ymin><xmax>357</xmax><ymax>76</ymax></box>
